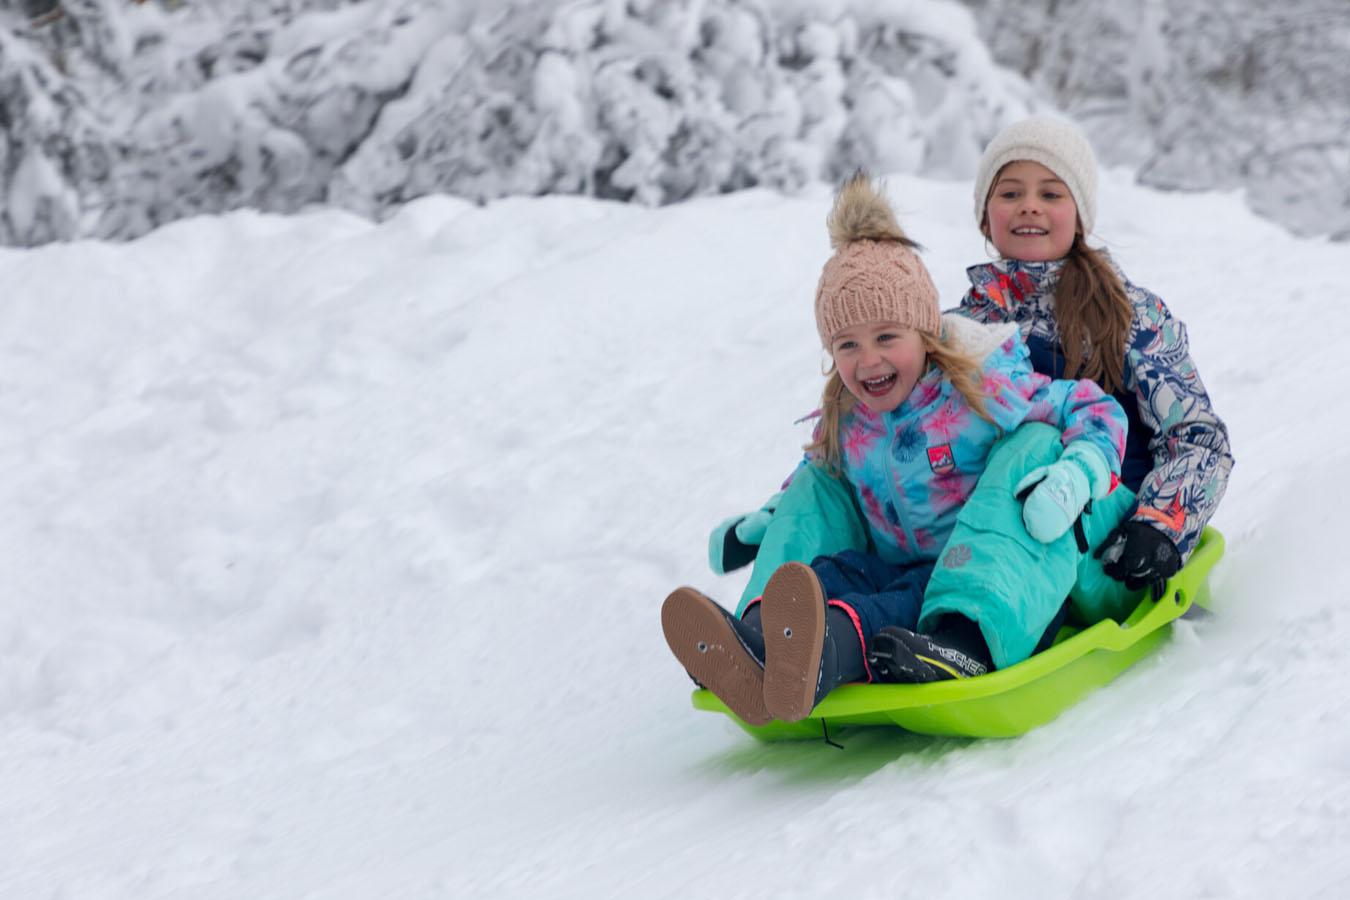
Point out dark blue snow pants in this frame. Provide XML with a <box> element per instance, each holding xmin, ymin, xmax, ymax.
<box><xmin>807</xmin><ymin>550</ymin><xmax>935</xmax><ymax>643</ymax></box>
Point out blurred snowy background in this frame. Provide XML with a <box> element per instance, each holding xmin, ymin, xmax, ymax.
<box><xmin>1</xmin><ymin>0</ymin><xmax>1347</xmax><ymax>246</ymax></box>
<box><xmin>4</xmin><ymin>3</ymin><xmax>1350</xmax><ymax>897</ymax></box>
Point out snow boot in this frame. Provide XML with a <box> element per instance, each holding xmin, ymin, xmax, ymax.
<box><xmin>661</xmin><ymin>587</ymin><xmax>770</xmax><ymax>725</ymax></box>
<box><xmin>868</xmin><ymin>615</ymin><xmax>992</xmax><ymax>684</ymax></box>
<box><xmin>759</xmin><ymin>562</ymin><xmax>866</xmax><ymax>722</ymax></box>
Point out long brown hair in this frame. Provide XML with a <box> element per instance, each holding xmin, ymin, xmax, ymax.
<box><xmin>806</xmin><ymin>328</ymin><xmax>995</xmax><ymax>473</ymax></box>
<box><xmin>1053</xmin><ymin>233</ymin><xmax>1132</xmax><ymax>394</ymax></box>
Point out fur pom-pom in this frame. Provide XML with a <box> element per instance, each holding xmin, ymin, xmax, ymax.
<box><xmin>826</xmin><ymin>171</ymin><xmax>915</xmax><ymax>250</ymax></box>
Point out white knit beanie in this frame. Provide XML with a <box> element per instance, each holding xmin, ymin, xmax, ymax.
<box><xmin>973</xmin><ymin>116</ymin><xmax>1099</xmax><ymax>235</ymax></box>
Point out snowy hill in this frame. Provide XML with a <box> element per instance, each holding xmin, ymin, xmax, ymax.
<box><xmin>2</xmin><ymin>172</ymin><xmax>1349</xmax><ymax>898</ymax></box>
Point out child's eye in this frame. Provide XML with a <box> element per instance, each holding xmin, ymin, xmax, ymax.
<box><xmin>835</xmin><ymin>340</ymin><xmax>857</xmax><ymax>352</ymax></box>
<box><xmin>877</xmin><ymin>333</ymin><xmax>898</xmax><ymax>343</ymax></box>
<box><xmin>998</xmin><ymin>190</ymin><xmax>1019</xmax><ymax>200</ymax></box>
<box><xmin>1041</xmin><ymin>190</ymin><xmax>1063</xmax><ymax>200</ymax></box>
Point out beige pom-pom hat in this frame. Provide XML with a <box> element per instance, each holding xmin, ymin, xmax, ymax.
<box><xmin>814</xmin><ymin>174</ymin><xmax>940</xmax><ymax>347</ymax></box>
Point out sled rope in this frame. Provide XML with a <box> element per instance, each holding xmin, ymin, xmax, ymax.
<box><xmin>820</xmin><ymin>718</ymin><xmax>844</xmax><ymax>750</ymax></box>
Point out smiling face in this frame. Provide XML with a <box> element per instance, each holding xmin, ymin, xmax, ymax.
<box><xmin>830</xmin><ymin>321</ymin><xmax>927</xmax><ymax>414</ymax></box>
<box><xmin>983</xmin><ymin>160</ymin><xmax>1079</xmax><ymax>262</ymax></box>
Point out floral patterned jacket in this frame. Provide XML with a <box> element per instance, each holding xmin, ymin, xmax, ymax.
<box><xmin>958</xmin><ymin>257</ymin><xmax>1233</xmax><ymax>562</ymax></box>
<box><xmin>833</xmin><ymin>315</ymin><xmax>1127</xmax><ymax>567</ymax></box>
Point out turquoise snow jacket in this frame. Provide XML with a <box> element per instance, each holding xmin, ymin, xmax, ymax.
<box><xmin>833</xmin><ymin>316</ymin><xmax>1126</xmax><ymax>568</ymax></box>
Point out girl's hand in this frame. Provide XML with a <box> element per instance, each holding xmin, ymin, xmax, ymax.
<box><xmin>1094</xmin><ymin>522</ymin><xmax>1181</xmax><ymax>598</ymax></box>
<box><xmin>1014</xmin><ymin>443</ymin><xmax>1112</xmax><ymax>544</ymax></box>
<box><xmin>707</xmin><ymin>492</ymin><xmax>782</xmax><ymax>574</ymax></box>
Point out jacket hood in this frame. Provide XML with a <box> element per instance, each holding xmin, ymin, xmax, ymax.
<box><xmin>941</xmin><ymin>312</ymin><xmax>1019</xmax><ymax>362</ymax></box>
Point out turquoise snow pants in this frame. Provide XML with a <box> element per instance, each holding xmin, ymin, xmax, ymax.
<box><xmin>733</xmin><ymin>462</ymin><xmax>870</xmax><ymax>617</ymax></box>
<box><xmin>737</xmin><ymin>423</ymin><xmax>1141</xmax><ymax>668</ymax></box>
<box><xmin>918</xmin><ymin>422</ymin><xmax>1140</xmax><ymax>669</ymax></box>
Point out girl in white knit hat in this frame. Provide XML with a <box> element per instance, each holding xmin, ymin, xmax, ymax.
<box><xmin>661</xmin><ymin>173</ymin><xmax>1133</xmax><ymax>725</ymax></box>
<box><xmin>964</xmin><ymin>115</ymin><xmax>1232</xmax><ymax>599</ymax></box>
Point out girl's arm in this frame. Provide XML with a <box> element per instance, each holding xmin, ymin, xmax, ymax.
<box><xmin>984</xmin><ymin>336</ymin><xmax>1129</xmax><ymax>475</ymax></box>
<box><xmin>1123</xmin><ymin>291</ymin><xmax>1233</xmax><ymax>562</ymax></box>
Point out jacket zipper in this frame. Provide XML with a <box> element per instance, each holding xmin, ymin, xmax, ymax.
<box><xmin>884</xmin><ymin>413</ymin><xmax>919</xmax><ymax>557</ymax></box>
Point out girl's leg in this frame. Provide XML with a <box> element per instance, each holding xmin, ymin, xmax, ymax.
<box><xmin>869</xmin><ymin>615</ymin><xmax>993</xmax><ymax>682</ymax></box>
<box><xmin>1069</xmin><ymin>484</ymin><xmax>1144</xmax><ymax>622</ymax></box>
<box><xmin>810</xmin><ymin>550</ymin><xmax>934</xmax><ymax>642</ymax></box>
<box><xmin>735</xmin><ymin>464</ymin><xmax>870</xmax><ymax>617</ymax></box>
<box><xmin>748</xmin><ymin>600</ymin><xmax>868</xmax><ymax>693</ymax></box>
<box><xmin>919</xmin><ymin>422</ymin><xmax>1143</xmax><ymax>670</ymax></box>
<box><xmin>756</xmin><ymin>553</ymin><xmax>933</xmax><ymax>721</ymax></box>
<box><xmin>661</xmin><ymin>587</ymin><xmax>770</xmax><ymax>725</ymax></box>
<box><xmin>758</xmin><ymin>564</ymin><xmax>824</xmax><ymax>722</ymax></box>
<box><xmin>916</xmin><ymin>423</ymin><xmax>1079</xmax><ymax>668</ymax></box>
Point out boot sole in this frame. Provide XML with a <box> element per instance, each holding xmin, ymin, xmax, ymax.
<box><xmin>760</xmin><ymin>562</ymin><xmax>826</xmax><ymax>723</ymax></box>
<box><xmin>661</xmin><ymin>587</ymin><xmax>770</xmax><ymax>726</ymax></box>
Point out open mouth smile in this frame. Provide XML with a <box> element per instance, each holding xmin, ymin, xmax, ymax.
<box><xmin>861</xmin><ymin>374</ymin><xmax>897</xmax><ymax>396</ymax></box>
<box><xmin>1012</xmin><ymin>226</ymin><xmax>1048</xmax><ymax>236</ymax></box>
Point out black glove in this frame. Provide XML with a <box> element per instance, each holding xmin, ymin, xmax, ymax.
<box><xmin>1094</xmin><ymin>521</ymin><xmax>1181</xmax><ymax>597</ymax></box>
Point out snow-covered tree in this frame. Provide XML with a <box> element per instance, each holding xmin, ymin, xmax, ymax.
<box><xmin>2</xmin><ymin>0</ymin><xmax>1344</xmax><ymax>245</ymax></box>
<box><xmin>0</xmin><ymin>0</ymin><xmax>1035</xmax><ymax>245</ymax></box>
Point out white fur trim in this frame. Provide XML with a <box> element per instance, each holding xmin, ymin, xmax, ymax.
<box><xmin>941</xmin><ymin>313</ymin><xmax>1019</xmax><ymax>362</ymax></box>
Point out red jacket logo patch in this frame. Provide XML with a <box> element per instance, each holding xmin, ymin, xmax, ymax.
<box><xmin>927</xmin><ymin>444</ymin><xmax>955</xmax><ymax>474</ymax></box>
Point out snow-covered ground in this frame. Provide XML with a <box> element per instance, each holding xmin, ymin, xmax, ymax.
<box><xmin>2</xmin><ymin>171</ymin><xmax>1348</xmax><ymax>898</ymax></box>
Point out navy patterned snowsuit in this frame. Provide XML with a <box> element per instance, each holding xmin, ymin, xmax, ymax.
<box><xmin>958</xmin><ymin>257</ymin><xmax>1232</xmax><ymax>563</ymax></box>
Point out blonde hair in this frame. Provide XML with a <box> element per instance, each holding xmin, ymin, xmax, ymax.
<box><xmin>805</xmin><ymin>327</ymin><xmax>995</xmax><ymax>473</ymax></box>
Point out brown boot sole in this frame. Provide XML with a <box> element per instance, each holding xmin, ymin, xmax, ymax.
<box><xmin>661</xmin><ymin>587</ymin><xmax>770</xmax><ymax>726</ymax></box>
<box><xmin>759</xmin><ymin>562</ymin><xmax>826</xmax><ymax>723</ymax></box>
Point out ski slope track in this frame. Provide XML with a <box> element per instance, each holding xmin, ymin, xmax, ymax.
<box><xmin>0</xmin><ymin>172</ymin><xmax>1347</xmax><ymax>898</ymax></box>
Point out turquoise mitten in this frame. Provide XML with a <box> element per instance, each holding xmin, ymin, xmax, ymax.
<box><xmin>707</xmin><ymin>491</ymin><xmax>782</xmax><ymax>574</ymax></box>
<box><xmin>1014</xmin><ymin>442</ymin><xmax>1112</xmax><ymax>544</ymax></box>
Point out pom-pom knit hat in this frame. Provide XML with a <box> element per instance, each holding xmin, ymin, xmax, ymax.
<box><xmin>973</xmin><ymin>115</ymin><xmax>1099</xmax><ymax>234</ymax></box>
<box><xmin>815</xmin><ymin>175</ymin><xmax>940</xmax><ymax>347</ymax></box>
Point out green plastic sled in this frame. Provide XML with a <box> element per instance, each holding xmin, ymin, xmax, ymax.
<box><xmin>692</xmin><ymin>527</ymin><xmax>1225</xmax><ymax>741</ymax></box>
